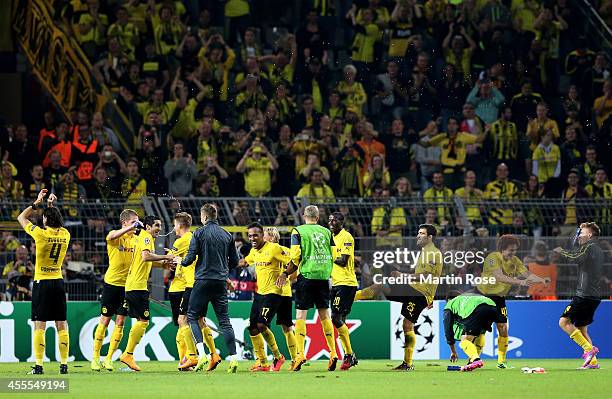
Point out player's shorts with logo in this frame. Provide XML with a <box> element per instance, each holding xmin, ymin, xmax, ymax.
<box><xmin>101</xmin><ymin>283</ymin><xmax>127</xmax><ymax>318</ymax></box>
<box><xmin>124</xmin><ymin>290</ymin><xmax>150</xmax><ymax>320</ymax></box>
<box><xmin>250</xmin><ymin>293</ymin><xmax>291</xmax><ymax>326</ymax></box>
<box><xmin>331</xmin><ymin>285</ymin><xmax>358</xmax><ymax>316</ymax></box>
<box><xmin>462</xmin><ymin>304</ymin><xmax>499</xmax><ymax>336</ymax></box>
<box><xmin>478</xmin><ymin>293</ymin><xmax>508</xmax><ymax>323</ymax></box>
<box><xmin>561</xmin><ymin>296</ymin><xmax>601</xmax><ymax>327</ymax></box>
<box><xmin>295</xmin><ymin>274</ymin><xmax>330</xmax><ymax>310</ymax></box>
<box><xmin>386</xmin><ymin>285</ymin><xmax>428</xmax><ymax>323</ymax></box>
<box><xmin>32</xmin><ymin>279</ymin><xmax>67</xmax><ymax>321</ymax></box>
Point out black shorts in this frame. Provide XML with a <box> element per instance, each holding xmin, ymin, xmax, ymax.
<box><xmin>561</xmin><ymin>296</ymin><xmax>601</xmax><ymax>327</ymax></box>
<box><xmin>462</xmin><ymin>304</ymin><xmax>498</xmax><ymax>336</ymax></box>
<box><xmin>169</xmin><ymin>291</ymin><xmax>183</xmax><ymax>326</ymax></box>
<box><xmin>276</xmin><ymin>296</ymin><xmax>293</xmax><ymax>326</ymax></box>
<box><xmin>250</xmin><ymin>293</ymin><xmax>284</xmax><ymax>326</ymax></box>
<box><xmin>386</xmin><ymin>286</ymin><xmax>428</xmax><ymax>324</ymax></box>
<box><xmin>294</xmin><ymin>275</ymin><xmax>330</xmax><ymax>310</ymax></box>
<box><xmin>331</xmin><ymin>285</ymin><xmax>358</xmax><ymax>317</ymax></box>
<box><xmin>101</xmin><ymin>283</ymin><xmax>127</xmax><ymax>318</ymax></box>
<box><xmin>482</xmin><ymin>294</ymin><xmax>508</xmax><ymax>323</ymax></box>
<box><xmin>124</xmin><ymin>290</ymin><xmax>150</xmax><ymax>320</ymax></box>
<box><xmin>32</xmin><ymin>279</ymin><xmax>67</xmax><ymax>321</ymax></box>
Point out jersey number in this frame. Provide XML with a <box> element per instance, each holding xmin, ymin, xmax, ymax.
<box><xmin>261</xmin><ymin>307</ymin><xmax>270</xmax><ymax>317</ymax></box>
<box><xmin>333</xmin><ymin>296</ymin><xmax>341</xmax><ymax>306</ymax></box>
<box><xmin>500</xmin><ymin>307</ymin><xmax>508</xmax><ymax>317</ymax></box>
<box><xmin>406</xmin><ymin>302</ymin><xmax>415</xmax><ymax>315</ymax></box>
<box><xmin>49</xmin><ymin>243</ymin><xmax>62</xmax><ymax>265</ymax></box>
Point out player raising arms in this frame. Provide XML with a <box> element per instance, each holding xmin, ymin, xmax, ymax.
<box><xmin>119</xmin><ymin>216</ymin><xmax>176</xmax><ymax>371</ymax></box>
<box><xmin>328</xmin><ymin>212</ymin><xmax>358</xmax><ymax>370</ymax></box>
<box><xmin>554</xmin><ymin>222</ymin><xmax>604</xmax><ymax>369</ymax></box>
<box><xmin>263</xmin><ymin>227</ymin><xmax>299</xmax><ymax>370</ymax></box>
<box><xmin>242</xmin><ymin>223</ymin><xmax>291</xmax><ymax>371</ymax></box>
<box><xmin>275</xmin><ymin>205</ymin><xmax>337</xmax><ymax>372</ymax></box>
<box><xmin>91</xmin><ymin>209</ymin><xmax>141</xmax><ymax>371</ymax></box>
<box><xmin>170</xmin><ymin>212</ymin><xmax>220</xmax><ymax>372</ymax></box>
<box><xmin>389</xmin><ymin>224</ymin><xmax>443</xmax><ymax>371</ymax></box>
<box><xmin>476</xmin><ymin>235</ymin><xmax>548</xmax><ymax>368</ymax></box>
<box><xmin>17</xmin><ymin>189</ymin><xmax>71</xmax><ymax>374</ymax></box>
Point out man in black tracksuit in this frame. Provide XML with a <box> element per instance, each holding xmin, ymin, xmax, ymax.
<box><xmin>181</xmin><ymin>203</ymin><xmax>239</xmax><ymax>372</ymax></box>
<box><xmin>554</xmin><ymin>222</ymin><xmax>605</xmax><ymax>369</ymax></box>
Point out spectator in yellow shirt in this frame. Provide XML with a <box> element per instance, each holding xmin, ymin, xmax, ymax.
<box><xmin>152</xmin><ymin>4</ymin><xmax>185</xmax><ymax>56</ymax></box>
<box><xmin>371</xmin><ymin>188</ymin><xmax>406</xmax><ymax>247</ymax></box>
<box><xmin>531</xmin><ymin>130</ymin><xmax>561</xmax><ymax>184</ymax></box>
<box><xmin>526</xmin><ymin>102</ymin><xmax>560</xmax><ymax>152</ymax></box>
<box><xmin>296</xmin><ymin>168</ymin><xmax>335</xmax><ymax>202</ymax></box>
<box><xmin>236</xmin><ymin>143</ymin><xmax>279</xmax><ymax>197</ymax></box>
<box><xmin>594</xmin><ymin>80</ymin><xmax>612</xmax><ymax>128</ymax></box>
<box><xmin>336</xmin><ymin>65</ymin><xmax>367</xmax><ymax>116</ymax></box>
<box><xmin>78</xmin><ymin>0</ymin><xmax>108</xmax><ymax>59</ymax></box>
<box><xmin>107</xmin><ymin>6</ymin><xmax>139</xmax><ymax>59</ymax></box>
<box><xmin>442</xmin><ymin>24</ymin><xmax>477</xmax><ymax>82</ymax></box>
<box><xmin>363</xmin><ymin>154</ymin><xmax>391</xmax><ymax>197</ymax></box>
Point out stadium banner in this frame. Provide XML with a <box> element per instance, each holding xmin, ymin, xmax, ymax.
<box><xmin>0</xmin><ymin>301</ymin><xmax>610</xmax><ymax>362</ymax></box>
<box><xmin>11</xmin><ymin>0</ymin><xmax>102</xmax><ymax>120</ymax></box>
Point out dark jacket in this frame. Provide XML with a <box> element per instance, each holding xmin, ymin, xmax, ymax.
<box><xmin>182</xmin><ymin>220</ymin><xmax>238</xmax><ymax>281</ymax></box>
<box><xmin>558</xmin><ymin>239</ymin><xmax>605</xmax><ymax>299</ymax></box>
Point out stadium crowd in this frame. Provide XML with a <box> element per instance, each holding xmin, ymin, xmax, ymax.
<box><xmin>2</xmin><ymin>0</ymin><xmax>612</xmax><ymax>299</ymax></box>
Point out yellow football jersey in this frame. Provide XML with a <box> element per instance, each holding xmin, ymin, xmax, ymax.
<box><xmin>168</xmin><ymin>232</ymin><xmax>196</xmax><ymax>292</ymax></box>
<box><xmin>279</xmin><ymin>244</ymin><xmax>293</xmax><ymax>296</ymax></box>
<box><xmin>125</xmin><ymin>230</ymin><xmax>156</xmax><ymax>292</ymax></box>
<box><xmin>245</xmin><ymin>242</ymin><xmax>291</xmax><ymax>295</ymax></box>
<box><xmin>412</xmin><ymin>242</ymin><xmax>443</xmax><ymax>305</ymax></box>
<box><xmin>105</xmin><ymin>231</ymin><xmax>136</xmax><ymax>286</ymax></box>
<box><xmin>24</xmin><ymin>222</ymin><xmax>70</xmax><ymax>280</ymax></box>
<box><xmin>331</xmin><ymin>229</ymin><xmax>358</xmax><ymax>287</ymax></box>
<box><xmin>478</xmin><ymin>252</ymin><xmax>527</xmax><ymax>296</ymax></box>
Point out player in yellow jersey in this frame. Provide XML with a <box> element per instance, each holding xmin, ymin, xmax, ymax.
<box><xmin>476</xmin><ymin>234</ymin><xmax>548</xmax><ymax>368</ymax></box>
<box><xmin>241</xmin><ymin>222</ymin><xmax>292</xmax><ymax>372</ymax></box>
<box><xmin>388</xmin><ymin>224</ymin><xmax>443</xmax><ymax>371</ymax></box>
<box><xmin>170</xmin><ymin>212</ymin><xmax>221</xmax><ymax>372</ymax></box>
<box><xmin>91</xmin><ymin>209</ymin><xmax>140</xmax><ymax>371</ymax></box>
<box><xmin>328</xmin><ymin>212</ymin><xmax>358</xmax><ymax>370</ymax></box>
<box><xmin>17</xmin><ymin>189</ymin><xmax>71</xmax><ymax>375</ymax></box>
<box><xmin>119</xmin><ymin>215</ymin><xmax>176</xmax><ymax>371</ymax></box>
<box><xmin>262</xmin><ymin>226</ymin><xmax>299</xmax><ymax>371</ymax></box>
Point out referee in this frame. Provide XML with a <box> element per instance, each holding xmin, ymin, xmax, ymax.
<box><xmin>275</xmin><ymin>205</ymin><xmax>337</xmax><ymax>372</ymax></box>
<box><xmin>179</xmin><ymin>204</ymin><xmax>239</xmax><ymax>373</ymax></box>
<box><xmin>554</xmin><ymin>222</ymin><xmax>604</xmax><ymax>369</ymax></box>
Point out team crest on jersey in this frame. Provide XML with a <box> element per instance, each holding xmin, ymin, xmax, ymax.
<box><xmin>144</xmin><ymin>238</ymin><xmax>151</xmax><ymax>245</ymax></box>
<box><xmin>144</xmin><ymin>310</ymin><xmax>150</xmax><ymax>317</ymax></box>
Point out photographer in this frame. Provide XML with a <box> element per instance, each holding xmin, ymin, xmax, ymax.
<box><xmin>164</xmin><ymin>141</ymin><xmax>198</xmax><ymax>197</ymax></box>
<box><xmin>95</xmin><ymin>144</ymin><xmax>126</xmax><ymax>191</ymax></box>
<box><xmin>2</xmin><ymin>245</ymin><xmax>33</xmax><ymax>301</ymax></box>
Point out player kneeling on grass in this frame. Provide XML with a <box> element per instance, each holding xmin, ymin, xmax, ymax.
<box><xmin>444</xmin><ymin>293</ymin><xmax>499</xmax><ymax>372</ymax></box>
<box><xmin>554</xmin><ymin>222</ymin><xmax>604</xmax><ymax>369</ymax></box>
<box><xmin>119</xmin><ymin>216</ymin><xmax>176</xmax><ymax>371</ymax></box>
<box><xmin>18</xmin><ymin>190</ymin><xmax>71</xmax><ymax>375</ymax></box>
<box><xmin>242</xmin><ymin>223</ymin><xmax>292</xmax><ymax>372</ymax></box>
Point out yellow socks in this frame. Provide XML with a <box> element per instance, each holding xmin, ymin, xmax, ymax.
<box><xmin>250</xmin><ymin>333</ymin><xmax>267</xmax><ymax>364</ymax></box>
<box><xmin>570</xmin><ymin>330</ymin><xmax>593</xmax><ymax>352</ymax></box>
<box><xmin>295</xmin><ymin>320</ymin><xmax>306</xmax><ymax>357</ymax></box>
<box><xmin>262</xmin><ymin>328</ymin><xmax>282</xmax><ymax>359</ymax></box>
<box><xmin>176</xmin><ymin>328</ymin><xmax>186</xmax><ymax>360</ymax></box>
<box><xmin>181</xmin><ymin>326</ymin><xmax>197</xmax><ymax>357</ymax></box>
<box><xmin>125</xmin><ymin>321</ymin><xmax>148</xmax><ymax>355</ymax></box>
<box><xmin>474</xmin><ymin>334</ymin><xmax>485</xmax><ymax>356</ymax></box>
<box><xmin>460</xmin><ymin>339</ymin><xmax>479</xmax><ymax>362</ymax></box>
<box><xmin>337</xmin><ymin>324</ymin><xmax>353</xmax><ymax>355</ymax></box>
<box><xmin>321</xmin><ymin>319</ymin><xmax>337</xmax><ymax>359</ymax></box>
<box><xmin>58</xmin><ymin>330</ymin><xmax>69</xmax><ymax>365</ymax></box>
<box><xmin>283</xmin><ymin>330</ymin><xmax>297</xmax><ymax>360</ymax></box>
<box><xmin>93</xmin><ymin>322</ymin><xmax>107</xmax><ymax>361</ymax></box>
<box><xmin>33</xmin><ymin>329</ymin><xmax>45</xmax><ymax>366</ymax></box>
<box><xmin>404</xmin><ymin>331</ymin><xmax>416</xmax><ymax>365</ymax></box>
<box><xmin>354</xmin><ymin>286</ymin><xmax>377</xmax><ymax>301</ymax></box>
<box><xmin>497</xmin><ymin>336</ymin><xmax>509</xmax><ymax>363</ymax></box>
<box><xmin>202</xmin><ymin>327</ymin><xmax>216</xmax><ymax>354</ymax></box>
<box><xmin>106</xmin><ymin>325</ymin><xmax>124</xmax><ymax>359</ymax></box>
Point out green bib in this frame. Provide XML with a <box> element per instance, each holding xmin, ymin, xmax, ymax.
<box><xmin>295</xmin><ymin>224</ymin><xmax>333</xmax><ymax>280</ymax></box>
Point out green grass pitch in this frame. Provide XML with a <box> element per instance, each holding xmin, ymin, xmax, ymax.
<box><xmin>0</xmin><ymin>360</ymin><xmax>609</xmax><ymax>398</ymax></box>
